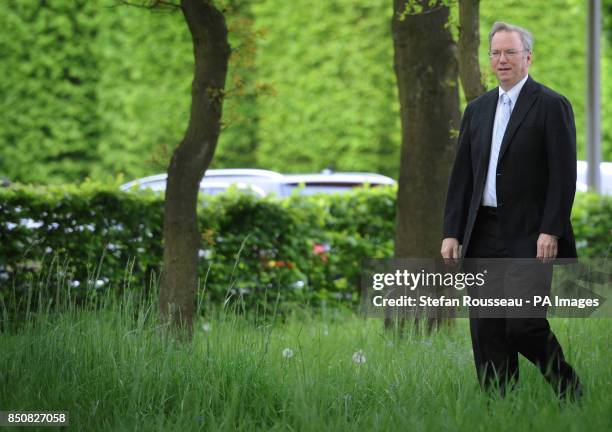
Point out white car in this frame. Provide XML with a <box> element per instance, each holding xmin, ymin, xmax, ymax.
<box><xmin>279</xmin><ymin>171</ymin><xmax>396</xmax><ymax>196</ymax></box>
<box><xmin>120</xmin><ymin>169</ymin><xmax>396</xmax><ymax>198</ymax></box>
<box><xmin>120</xmin><ymin>169</ymin><xmax>284</xmax><ymax>198</ymax></box>
<box><xmin>576</xmin><ymin>161</ymin><xmax>612</xmax><ymax>195</ymax></box>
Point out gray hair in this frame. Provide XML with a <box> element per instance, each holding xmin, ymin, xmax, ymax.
<box><xmin>488</xmin><ymin>22</ymin><xmax>534</xmax><ymax>52</ymax></box>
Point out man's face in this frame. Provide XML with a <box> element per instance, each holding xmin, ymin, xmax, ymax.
<box><xmin>490</xmin><ymin>30</ymin><xmax>532</xmax><ymax>90</ymax></box>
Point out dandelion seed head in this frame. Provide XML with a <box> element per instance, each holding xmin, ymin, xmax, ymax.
<box><xmin>201</xmin><ymin>322</ymin><xmax>212</xmax><ymax>333</ymax></box>
<box><xmin>352</xmin><ymin>349</ymin><xmax>366</xmax><ymax>364</ymax></box>
<box><xmin>282</xmin><ymin>348</ymin><xmax>294</xmax><ymax>359</ymax></box>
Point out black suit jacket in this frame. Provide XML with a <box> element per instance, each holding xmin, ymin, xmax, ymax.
<box><xmin>443</xmin><ymin>76</ymin><xmax>578</xmax><ymax>258</ymax></box>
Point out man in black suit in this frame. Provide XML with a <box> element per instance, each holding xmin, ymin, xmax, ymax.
<box><xmin>441</xmin><ymin>22</ymin><xmax>582</xmax><ymax>399</ymax></box>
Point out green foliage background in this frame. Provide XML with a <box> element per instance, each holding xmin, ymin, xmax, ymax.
<box><xmin>0</xmin><ymin>1</ymin><xmax>101</xmax><ymax>183</ymax></box>
<box><xmin>0</xmin><ymin>0</ymin><xmax>610</xmax><ymax>183</ymax></box>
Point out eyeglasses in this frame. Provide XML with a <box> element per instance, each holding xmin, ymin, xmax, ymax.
<box><xmin>488</xmin><ymin>49</ymin><xmax>527</xmax><ymax>59</ymax></box>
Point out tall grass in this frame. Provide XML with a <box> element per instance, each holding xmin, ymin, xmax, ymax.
<box><xmin>0</xmin><ymin>277</ymin><xmax>611</xmax><ymax>431</ymax></box>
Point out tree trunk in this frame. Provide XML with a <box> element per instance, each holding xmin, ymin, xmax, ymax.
<box><xmin>458</xmin><ymin>0</ymin><xmax>486</xmax><ymax>102</ymax></box>
<box><xmin>390</xmin><ymin>0</ymin><xmax>460</xmax><ymax>331</ymax></box>
<box><xmin>159</xmin><ymin>0</ymin><xmax>230</xmax><ymax>339</ymax></box>
<box><xmin>392</xmin><ymin>0</ymin><xmax>460</xmax><ymax>259</ymax></box>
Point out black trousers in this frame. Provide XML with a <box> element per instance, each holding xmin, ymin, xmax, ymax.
<box><xmin>464</xmin><ymin>206</ymin><xmax>581</xmax><ymax>397</ymax></box>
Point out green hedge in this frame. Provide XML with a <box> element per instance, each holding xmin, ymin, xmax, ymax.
<box><xmin>1</xmin><ymin>0</ymin><xmax>610</xmax><ymax>184</ymax></box>
<box><xmin>1</xmin><ymin>185</ymin><xmax>610</xmax><ymax>313</ymax></box>
<box><xmin>571</xmin><ymin>192</ymin><xmax>612</xmax><ymax>257</ymax></box>
<box><xmin>0</xmin><ymin>0</ymin><xmax>101</xmax><ymax>183</ymax></box>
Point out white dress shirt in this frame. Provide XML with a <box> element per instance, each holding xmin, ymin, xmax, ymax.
<box><xmin>482</xmin><ymin>74</ymin><xmax>529</xmax><ymax>207</ymax></box>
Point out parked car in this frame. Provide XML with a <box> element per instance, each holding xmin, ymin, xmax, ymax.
<box><xmin>120</xmin><ymin>169</ymin><xmax>396</xmax><ymax>198</ymax></box>
<box><xmin>120</xmin><ymin>169</ymin><xmax>285</xmax><ymax>198</ymax></box>
<box><xmin>279</xmin><ymin>171</ymin><xmax>396</xmax><ymax>196</ymax></box>
<box><xmin>576</xmin><ymin>161</ymin><xmax>612</xmax><ymax>195</ymax></box>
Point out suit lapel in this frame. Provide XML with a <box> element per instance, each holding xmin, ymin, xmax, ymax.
<box><xmin>498</xmin><ymin>77</ymin><xmax>540</xmax><ymax>162</ymax></box>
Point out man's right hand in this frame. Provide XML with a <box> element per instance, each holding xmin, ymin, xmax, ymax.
<box><xmin>441</xmin><ymin>237</ymin><xmax>460</xmax><ymax>259</ymax></box>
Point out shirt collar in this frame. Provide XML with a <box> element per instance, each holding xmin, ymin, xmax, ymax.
<box><xmin>498</xmin><ymin>74</ymin><xmax>528</xmax><ymax>106</ymax></box>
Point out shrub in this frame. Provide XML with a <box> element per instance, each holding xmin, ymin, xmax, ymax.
<box><xmin>1</xmin><ymin>184</ymin><xmax>609</xmax><ymax>314</ymax></box>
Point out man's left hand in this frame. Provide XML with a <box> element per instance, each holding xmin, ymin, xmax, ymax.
<box><xmin>537</xmin><ymin>233</ymin><xmax>558</xmax><ymax>262</ymax></box>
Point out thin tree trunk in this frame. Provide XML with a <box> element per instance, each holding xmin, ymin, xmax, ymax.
<box><xmin>390</xmin><ymin>0</ymin><xmax>460</xmax><ymax>331</ymax></box>
<box><xmin>458</xmin><ymin>0</ymin><xmax>486</xmax><ymax>102</ymax></box>
<box><xmin>159</xmin><ymin>0</ymin><xmax>230</xmax><ymax>339</ymax></box>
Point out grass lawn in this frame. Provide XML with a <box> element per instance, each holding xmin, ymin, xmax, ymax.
<box><xmin>1</xmin><ymin>292</ymin><xmax>610</xmax><ymax>431</ymax></box>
